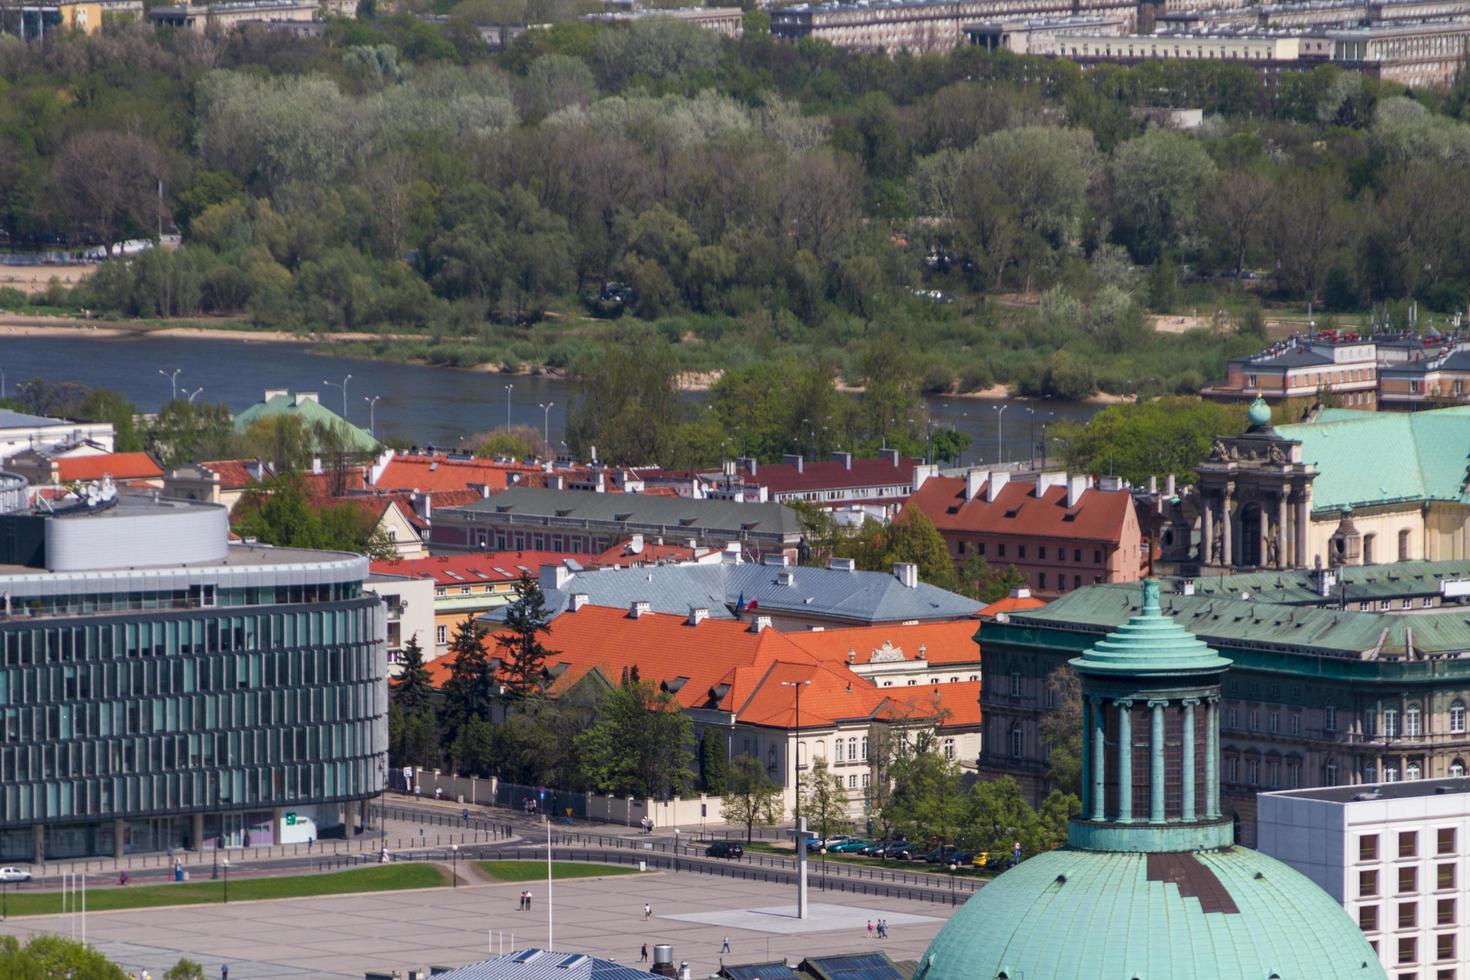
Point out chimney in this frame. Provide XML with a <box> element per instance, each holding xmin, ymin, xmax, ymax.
<box><xmin>1147</xmin><ymin>474</ymin><xmax>1158</xmax><ymax>494</ymax></box>
<box><xmin>1009</xmin><ymin>586</ymin><xmax>1031</xmax><ymax>599</ymax></box>
<box><xmin>294</xmin><ymin>391</ymin><xmax>319</xmax><ymax>406</ymax></box>
<box><xmin>589</xmin><ymin>444</ymin><xmax>597</xmax><ymax>464</ymax></box>
<box><xmin>831</xmin><ymin>451</ymin><xmax>853</xmax><ymax>470</ymax></box>
<box><xmin>828</xmin><ymin>557</ymin><xmax>856</xmax><ymax>572</ymax></box>
<box><xmin>629</xmin><ymin>600</ymin><xmax>651</xmax><ymax>619</ymax></box>
<box><xmin>549</xmin><ymin>474</ymin><xmax>565</xmax><ymax>490</ymax></box>
<box><xmin>263</xmin><ymin>388</ymin><xmax>288</xmax><ymax>402</ymax></box>
<box><xmin>912</xmin><ymin>463</ymin><xmax>937</xmax><ymax>491</ymax></box>
<box><xmin>879</xmin><ymin>448</ymin><xmax>900</xmax><ymax>465</ymax></box>
<box><xmin>1165</xmin><ymin>473</ymin><xmax>1177</xmax><ymax>497</ymax></box>
<box><xmin>740</xmin><ymin>456</ymin><xmax>758</xmax><ymax>477</ymax></box>
<box><xmin>1066</xmin><ymin>474</ymin><xmax>1089</xmax><ymax>508</ymax></box>
<box><xmin>749</xmin><ymin>615</ymin><xmax>772</xmax><ymax>633</ymax></box>
<box><xmin>782</xmin><ymin>454</ymin><xmax>804</xmax><ymax>474</ymax></box>
<box><xmin>540</xmin><ymin>562</ymin><xmax>574</xmax><ymax>591</ymax></box>
<box><xmin>629</xmin><ymin>533</ymin><xmax>644</xmax><ymax>554</ymax></box>
<box><xmin>965</xmin><ymin>469</ymin><xmax>985</xmax><ymax>502</ymax></box>
<box><xmin>723</xmin><ymin>542</ymin><xmax>742</xmax><ymax>563</ymax></box>
<box><xmin>1098</xmin><ymin>475</ymin><xmax>1124</xmax><ymax>492</ymax></box>
<box><xmin>779</xmin><ymin>569</ymin><xmax>796</xmax><ymax>587</ymax></box>
<box><xmin>570</xmin><ymin>592</ymin><xmax>589</xmax><ymax>611</ymax></box>
<box><xmin>985</xmin><ymin>470</ymin><xmax>1009</xmax><ymax>503</ymax></box>
<box><xmin>246</xmin><ymin>459</ymin><xmax>266</xmax><ymax>482</ymax></box>
<box><xmin>651</xmin><ymin>946</ymin><xmax>676</xmax><ymax>979</ymax></box>
<box><xmin>1037</xmin><ymin>471</ymin><xmax>1067</xmax><ymax>496</ymax></box>
<box><xmin>687</xmin><ymin>607</ymin><xmax>708</xmax><ymax>626</ymax></box>
<box><xmin>762</xmin><ymin>553</ymin><xmax>790</xmax><ymax>567</ymax></box>
<box><xmin>311</xmin><ymin>457</ymin><xmax>323</xmax><ymax>475</ymax></box>
<box><xmin>847</xmin><ymin>648</ymin><xmax>857</xmax><ymax>663</ymax></box>
<box><xmin>893</xmin><ymin>562</ymin><xmax>919</xmax><ymax>589</ymax></box>
<box><xmin>411</xmin><ymin>491</ymin><xmax>431</xmax><ymax>522</ymax></box>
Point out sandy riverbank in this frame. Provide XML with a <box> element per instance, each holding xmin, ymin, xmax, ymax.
<box><xmin>0</xmin><ymin>317</ymin><xmax>404</xmax><ymax>345</ymax></box>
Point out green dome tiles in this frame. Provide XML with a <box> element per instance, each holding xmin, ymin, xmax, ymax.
<box><xmin>1247</xmin><ymin>396</ymin><xmax>1272</xmax><ymax>429</ymax></box>
<box><xmin>1070</xmin><ymin>579</ymin><xmax>1232</xmax><ymax>677</ymax></box>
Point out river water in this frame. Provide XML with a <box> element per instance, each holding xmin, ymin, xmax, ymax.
<box><xmin>0</xmin><ymin>334</ymin><xmax>1100</xmax><ymax>464</ymax></box>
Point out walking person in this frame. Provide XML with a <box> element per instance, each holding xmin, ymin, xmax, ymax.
<box><xmin>640</xmin><ymin>945</ymin><xmax>649</xmax><ymax>963</ymax></box>
<box><xmin>866</xmin><ymin>920</ymin><xmax>874</xmax><ymax>940</ymax></box>
<box><xmin>721</xmin><ymin>937</ymin><xmax>731</xmax><ymax>955</ymax></box>
<box><xmin>526</xmin><ymin>889</ymin><xmax>533</xmax><ymax>910</ymax></box>
<box><xmin>644</xmin><ymin>903</ymin><xmax>652</xmax><ymax>920</ymax></box>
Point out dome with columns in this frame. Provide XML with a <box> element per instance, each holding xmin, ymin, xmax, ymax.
<box><xmin>916</xmin><ymin>580</ymin><xmax>1384</xmax><ymax>980</ymax></box>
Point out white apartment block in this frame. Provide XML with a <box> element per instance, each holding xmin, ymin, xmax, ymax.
<box><xmin>1259</xmin><ymin>778</ymin><xmax>1470</xmax><ymax>980</ymax></box>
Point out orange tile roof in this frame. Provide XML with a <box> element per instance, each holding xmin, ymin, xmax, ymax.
<box><xmin>905</xmin><ymin>475</ymin><xmax>1133</xmax><ymax>544</ymax></box>
<box><xmin>56</xmin><ymin>452</ymin><xmax>162</xmax><ymax>482</ymax></box>
<box><xmin>978</xmin><ymin>593</ymin><xmax>1049</xmax><ymax>617</ymax></box>
<box><xmin>592</xmin><ymin>539</ymin><xmax>707</xmax><ymax>567</ymax></box>
<box><xmin>784</xmin><ymin>621</ymin><xmax>979</xmax><ymax>667</ymax></box>
<box><xmin>201</xmin><ymin>459</ymin><xmax>266</xmax><ymax>490</ymax></box>
<box><xmin>371</xmin><ymin>551</ymin><xmax>580</xmax><ymax>586</ymax></box>
<box><xmin>374</xmin><ymin>454</ymin><xmax>542</xmax><ymax>494</ymax></box>
<box><xmin>888</xmin><ymin>680</ymin><xmax>981</xmax><ymax>729</ymax></box>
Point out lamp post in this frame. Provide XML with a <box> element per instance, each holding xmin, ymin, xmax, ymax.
<box><xmin>504</xmin><ymin>384</ymin><xmax>513</xmax><ymax>431</ymax></box>
<box><xmin>452</xmin><ymin>844</ymin><xmax>458</xmax><ymax>887</ymax></box>
<box><xmin>323</xmin><ymin>374</ymin><xmax>352</xmax><ymax>421</ymax></box>
<box><xmin>184</xmin><ymin>386</ymin><xmax>204</xmax><ymax>404</ymax></box>
<box><xmin>538</xmin><ymin>402</ymin><xmax>554</xmax><ymax>452</ymax></box>
<box><xmin>820</xmin><ymin>846</ymin><xmax>827</xmax><ymax>890</ymax></box>
<box><xmin>212</xmin><ymin>840</ymin><xmax>219</xmax><ymax>880</ymax></box>
<box><xmin>222</xmin><ymin>857</ymin><xmax>229</xmax><ymax>904</ymax></box>
<box><xmin>780</xmin><ymin>679</ymin><xmax>812</xmax><ymax>820</ymax></box>
<box><xmin>364</xmin><ymin>395</ymin><xmax>381</xmax><ymax>439</ymax></box>
<box><xmin>993</xmin><ymin>404</ymin><xmax>1009</xmax><ymax>466</ymax></box>
<box><xmin>158</xmin><ymin>368</ymin><xmax>181</xmax><ymax>402</ymax></box>
<box><xmin>948</xmin><ymin>861</ymin><xmax>957</xmax><ymax>904</ymax></box>
<box><xmin>673</xmin><ymin>829</ymin><xmax>680</xmax><ymax>873</ymax></box>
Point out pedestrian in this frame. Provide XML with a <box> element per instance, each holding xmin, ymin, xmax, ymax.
<box><xmin>721</xmin><ymin>937</ymin><xmax>731</xmax><ymax>954</ymax></box>
<box><xmin>640</xmin><ymin>945</ymin><xmax>649</xmax><ymax>963</ymax></box>
<box><xmin>866</xmin><ymin>920</ymin><xmax>874</xmax><ymax>939</ymax></box>
<box><xmin>222</xmin><ymin>966</ymin><xmax>229</xmax><ymax>980</ymax></box>
<box><xmin>643</xmin><ymin>903</ymin><xmax>652</xmax><ymax>920</ymax></box>
<box><xmin>526</xmin><ymin>889</ymin><xmax>533</xmax><ymax>910</ymax></box>
<box><xmin>308</xmin><ymin>836</ymin><xmax>314</xmax><ymax>852</ymax></box>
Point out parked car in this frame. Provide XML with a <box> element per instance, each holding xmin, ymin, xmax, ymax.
<box><xmin>705</xmin><ymin>841</ymin><xmax>744</xmax><ymax>859</ymax></box>
<box><xmin>858</xmin><ymin>839</ymin><xmax>888</xmax><ymax>856</ymax></box>
<box><xmin>0</xmin><ymin>867</ymin><xmax>31</xmax><ymax>883</ymax></box>
<box><xmin>949</xmin><ymin>851</ymin><xmax>975</xmax><ymax>868</ymax></box>
<box><xmin>923</xmin><ymin>845</ymin><xmax>958</xmax><ymax>864</ymax></box>
<box><xmin>830</xmin><ymin>838</ymin><xmax>871</xmax><ymax>853</ymax></box>
<box><xmin>883</xmin><ymin>841</ymin><xmax>918</xmax><ymax>860</ymax></box>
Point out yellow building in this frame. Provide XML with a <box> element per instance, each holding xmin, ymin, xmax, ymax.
<box><xmin>3</xmin><ymin>0</ymin><xmax>108</xmax><ymax>37</ymax></box>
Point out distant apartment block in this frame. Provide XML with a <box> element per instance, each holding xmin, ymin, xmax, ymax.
<box><xmin>0</xmin><ymin>409</ymin><xmax>113</xmax><ymax>464</ymax></box>
<box><xmin>1259</xmin><ymin>779</ymin><xmax>1470</xmax><ymax>978</ymax></box>
<box><xmin>582</xmin><ymin>6</ymin><xmax>743</xmax><ymax>36</ymax></box>
<box><xmin>147</xmin><ymin>0</ymin><xmax>322</xmax><ymax>29</ymax></box>
<box><xmin>770</xmin><ymin>0</ymin><xmax>1135</xmax><ymax>54</ymax></box>
<box><xmin>707</xmin><ymin>451</ymin><xmax>934</xmax><ymax>523</ymax></box>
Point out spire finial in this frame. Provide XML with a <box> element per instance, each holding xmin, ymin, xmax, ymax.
<box><xmin>1141</xmin><ymin>578</ymin><xmax>1161</xmax><ymax>615</ymax></box>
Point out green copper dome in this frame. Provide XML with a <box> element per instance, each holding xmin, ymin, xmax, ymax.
<box><xmin>1070</xmin><ymin>579</ymin><xmax>1232</xmax><ymax>678</ymax></box>
<box><xmin>917</xmin><ymin>847</ymin><xmax>1385</xmax><ymax>980</ymax></box>
<box><xmin>1247</xmin><ymin>395</ymin><xmax>1272</xmax><ymax>428</ymax></box>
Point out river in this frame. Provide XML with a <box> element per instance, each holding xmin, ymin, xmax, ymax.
<box><xmin>0</xmin><ymin>334</ymin><xmax>1101</xmax><ymax>464</ymax></box>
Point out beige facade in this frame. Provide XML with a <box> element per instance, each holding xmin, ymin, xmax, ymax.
<box><xmin>1052</xmin><ymin>30</ymin><xmax>1301</xmax><ymax>60</ymax></box>
<box><xmin>147</xmin><ymin>0</ymin><xmax>317</xmax><ymax>30</ymax></box>
<box><xmin>771</xmin><ymin>0</ymin><xmax>1134</xmax><ymax>54</ymax></box>
<box><xmin>1329</xmin><ymin>19</ymin><xmax>1470</xmax><ymax>87</ymax></box>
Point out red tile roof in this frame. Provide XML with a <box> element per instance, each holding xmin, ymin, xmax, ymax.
<box><xmin>752</xmin><ymin>457</ymin><xmax>925</xmax><ymax>495</ymax></box>
<box><xmin>374</xmin><ymin>454</ymin><xmax>543</xmax><ymax>494</ymax></box>
<box><xmin>56</xmin><ymin>452</ymin><xmax>163</xmax><ymax>482</ymax></box>
<box><xmin>905</xmin><ymin>475</ymin><xmax>1134</xmax><ymax>544</ymax></box>
<box><xmin>592</xmin><ymin>539</ymin><xmax>708</xmax><ymax>567</ymax></box>
<box><xmin>784</xmin><ymin>621</ymin><xmax>980</xmax><ymax>667</ymax></box>
<box><xmin>371</xmin><ymin>551</ymin><xmax>579</xmax><ymax>586</ymax></box>
<box><xmin>200</xmin><ymin>460</ymin><xmax>266</xmax><ymax>490</ymax></box>
<box><xmin>978</xmin><ymin>593</ymin><xmax>1049</xmax><ymax>617</ymax></box>
<box><xmin>297</xmin><ymin>469</ymin><xmax>366</xmax><ymax>500</ymax></box>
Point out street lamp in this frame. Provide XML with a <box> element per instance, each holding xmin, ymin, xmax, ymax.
<box><xmin>323</xmin><ymin>374</ymin><xmax>352</xmax><ymax>421</ymax></box>
<box><xmin>673</xmin><ymin>829</ymin><xmax>680</xmax><ymax>873</ymax></box>
<box><xmin>780</xmin><ymin>680</ymin><xmax>812</xmax><ymax>820</ymax></box>
<box><xmin>993</xmin><ymin>404</ymin><xmax>1010</xmax><ymax>466</ymax></box>
<box><xmin>538</xmin><ymin>402</ymin><xmax>554</xmax><ymax>453</ymax></box>
<box><xmin>820</xmin><ymin>846</ymin><xmax>827</xmax><ymax>890</ymax></box>
<box><xmin>948</xmin><ymin>861</ymin><xmax>958</xmax><ymax>904</ymax></box>
<box><xmin>184</xmin><ymin>386</ymin><xmax>204</xmax><ymax>404</ymax></box>
<box><xmin>364</xmin><ymin>395</ymin><xmax>381</xmax><ymax>439</ymax></box>
<box><xmin>222</xmin><ymin>857</ymin><xmax>230</xmax><ymax>904</ymax></box>
<box><xmin>158</xmin><ymin>367</ymin><xmax>181</xmax><ymax>402</ymax></box>
<box><xmin>452</xmin><ymin>844</ymin><xmax>458</xmax><ymax>888</ymax></box>
<box><xmin>504</xmin><ymin>384</ymin><xmax>513</xmax><ymax>431</ymax></box>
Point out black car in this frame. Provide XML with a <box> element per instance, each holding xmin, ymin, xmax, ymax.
<box><xmin>923</xmin><ymin>845</ymin><xmax>957</xmax><ymax>864</ymax></box>
<box><xmin>883</xmin><ymin>841</ymin><xmax>917</xmax><ymax>860</ymax></box>
<box><xmin>705</xmin><ymin>841</ymin><xmax>744</xmax><ymax>859</ymax></box>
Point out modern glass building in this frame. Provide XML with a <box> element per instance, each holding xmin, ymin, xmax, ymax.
<box><xmin>0</xmin><ymin>479</ymin><xmax>387</xmax><ymax>861</ymax></box>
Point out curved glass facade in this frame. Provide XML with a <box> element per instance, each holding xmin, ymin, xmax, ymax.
<box><xmin>0</xmin><ymin>589</ymin><xmax>387</xmax><ymax>859</ymax></box>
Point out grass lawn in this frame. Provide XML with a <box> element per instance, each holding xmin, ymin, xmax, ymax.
<box><xmin>0</xmin><ymin>864</ymin><xmax>447</xmax><ymax>918</ymax></box>
<box><xmin>477</xmin><ymin>861</ymin><xmax>638</xmax><ymax>882</ymax></box>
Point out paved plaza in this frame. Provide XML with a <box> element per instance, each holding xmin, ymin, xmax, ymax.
<box><xmin>0</xmin><ymin>867</ymin><xmax>957</xmax><ymax>979</ymax></box>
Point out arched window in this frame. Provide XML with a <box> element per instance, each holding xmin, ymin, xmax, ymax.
<box><xmin>1405</xmin><ymin>704</ymin><xmax>1422</xmax><ymax>738</ymax></box>
<box><xmin>1010</xmin><ymin>725</ymin><xmax>1024</xmax><ymax>758</ymax></box>
<box><xmin>1451</xmin><ymin>701</ymin><xmax>1466</xmax><ymax>734</ymax></box>
<box><xmin>1383</xmin><ymin>708</ymin><xmax>1399</xmax><ymax>738</ymax></box>
<box><xmin>1451</xmin><ymin>758</ymin><xmax>1465</xmax><ymax>778</ymax></box>
<box><xmin>1407</xmin><ymin>761</ymin><xmax>1422</xmax><ymax>781</ymax></box>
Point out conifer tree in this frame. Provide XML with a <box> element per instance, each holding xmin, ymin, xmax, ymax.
<box><xmin>498</xmin><ymin>573</ymin><xmax>557</xmax><ymax>697</ymax></box>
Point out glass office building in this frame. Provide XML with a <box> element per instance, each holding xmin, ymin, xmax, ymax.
<box><xmin>0</xmin><ymin>483</ymin><xmax>387</xmax><ymax>860</ymax></box>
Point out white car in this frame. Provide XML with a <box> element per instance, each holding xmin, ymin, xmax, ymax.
<box><xmin>0</xmin><ymin>867</ymin><xmax>31</xmax><ymax>883</ymax></box>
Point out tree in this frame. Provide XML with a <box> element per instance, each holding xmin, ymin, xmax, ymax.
<box><xmin>803</xmin><ymin>758</ymin><xmax>852</xmax><ymax>841</ymax></box>
<box><xmin>389</xmin><ymin>700</ymin><xmax>443</xmax><ymax>770</ymax></box>
<box><xmin>469</xmin><ymin>425</ymin><xmax>547</xmax><ymax>460</ymax></box>
<box><xmin>440</xmin><ymin>615</ymin><xmax>494</xmax><ymax>746</ymax></box>
<box><xmin>565</xmin><ymin>330</ymin><xmax>688</xmax><ymax>465</ymax></box>
<box><xmin>1109</xmin><ymin>129</ymin><xmax>1218</xmax><ymax>263</ymax></box>
<box><xmin>967</xmin><ymin>775</ymin><xmax>1036</xmax><ymax>859</ymax></box>
<box><xmin>1048</xmin><ymin>397</ymin><xmax>1248</xmax><ymax>487</ymax></box>
<box><xmin>145</xmin><ymin>400</ymin><xmax>241</xmax><ymax>468</ymax></box>
<box><xmin>49</xmin><ymin>130</ymin><xmax>168</xmax><ymax>255</ymax></box>
<box><xmin>1202</xmin><ymin>169</ymin><xmax>1272</xmax><ymax>279</ymax></box>
<box><xmin>700</xmin><ymin>730</ymin><xmax>729</xmax><ymax>795</ymax></box>
<box><xmin>392</xmin><ymin>635</ymin><xmax>435</xmax><ymax>717</ymax></box>
<box><xmin>1040</xmin><ymin>665</ymin><xmax>1082</xmax><ymax>798</ymax></box>
<box><xmin>497</xmin><ymin>573</ymin><xmax>556</xmax><ymax>698</ymax></box>
<box><xmin>955</xmin><ymin>554</ymin><xmax>1027</xmax><ymax>603</ymax></box>
<box><xmin>930</xmin><ymin>428</ymin><xmax>970</xmax><ymax>466</ymax></box>
<box><xmin>578</xmin><ymin>675</ymin><xmax>694</xmax><ymax>799</ymax></box>
<box><xmin>232</xmin><ymin>473</ymin><xmax>396</xmax><ymax>559</ymax></box>
<box><xmin>0</xmin><ymin>934</ymin><xmax>127</xmax><ymax>978</ymax></box>
<box><xmin>721</xmin><ymin>754</ymin><xmax>783</xmax><ymax>842</ymax></box>
<box><xmin>164</xmin><ymin>958</ymin><xmax>206</xmax><ymax>980</ymax></box>
<box><xmin>885</xmin><ymin>751</ymin><xmax>967</xmax><ymax>847</ymax></box>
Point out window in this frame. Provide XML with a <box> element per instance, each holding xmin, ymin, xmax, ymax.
<box><xmin>849</xmin><ymin>774</ymin><xmax>857</xmax><ymax>789</ymax></box>
<box><xmin>1438</xmin><ymin>898</ymin><xmax>1455</xmax><ymax>925</ymax></box>
<box><xmin>1401</xmin><ymin>901</ymin><xmax>1419</xmax><ymax>929</ymax></box>
<box><xmin>1366</xmin><ymin>764</ymin><xmax>1379</xmax><ymax>783</ymax></box>
<box><xmin>1400</xmin><ymin>938</ymin><xmax>1417</xmax><ymax>966</ymax></box>
<box><xmin>862</xmin><ymin>772</ymin><xmax>870</xmax><ymax>787</ymax></box>
<box><xmin>1439</xmin><ymin>828</ymin><xmax>1456</xmax><ymax>855</ymax></box>
<box><xmin>943</xmin><ymin>738</ymin><xmax>955</xmax><ymax>760</ymax></box>
<box><xmin>861</xmin><ymin>737</ymin><xmax>868</xmax><ymax>760</ymax></box>
<box><xmin>1453</xmin><ymin>759</ymin><xmax>1466</xmax><ymax>778</ymax></box>
<box><xmin>1038</xmin><ymin>546</ymin><xmax>1046</xmax><ymax>560</ymax></box>
<box><xmin>1018</xmin><ymin>545</ymin><xmax>1027</xmax><ymax>559</ymax></box>
<box><xmin>1400</xmin><ymin>866</ymin><xmax>1419</xmax><ymax>894</ymax></box>
<box><xmin>1246</xmin><ymin>757</ymin><xmax>1260</xmax><ymax>785</ymax></box>
<box><xmin>1227</xmin><ymin>756</ymin><xmax>1238</xmax><ymax>782</ymax></box>
<box><xmin>1074</xmin><ymin>575</ymin><xmax>1081</xmax><ymax>589</ymax></box>
<box><xmin>1290</xmin><ymin>713</ymin><xmax>1301</xmax><ymax>736</ymax></box>
<box><xmin>1401</xmin><ymin>832</ymin><xmax>1419</xmax><ymax>858</ymax></box>
<box><xmin>1038</xmin><ymin>573</ymin><xmax>1047</xmax><ymax>590</ymax></box>
<box><xmin>1267</xmin><ymin>759</ymin><xmax>1280</xmax><ymax>787</ymax></box>
<box><xmin>1361</xmin><ymin>835</ymin><xmax>1379</xmax><ymax>861</ymax></box>
<box><xmin>1074</xmin><ymin>549</ymin><xmax>1081</xmax><ymax>562</ymax></box>
<box><xmin>1440</xmin><ymin>864</ymin><xmax>1456</xmax><ymax>890</ymax></box>
<box><xmin>436</xmin><ymin>625</ymin><xmax>448</xmax><ymax>645</ymax></box>
<box><xmin>1438</xmin><ymin>969</ymin><xmax>1456</xmax><ymax>980</ymax></box>
<box><xmin>1440</xmin><ymin>934</ymin><xmax>1456</xmax><ymax>962</ymax></box>
<box><xmin>1326</xmin><ymin>705</ymin><xmax>1338</xmax><ymax>731</ymax></box>
<box><xmin>1452</xmin><ymin>701</ymin><xmax>1466</xmax><ymax>733</ymax></box>
<box><xmin>1010</xmin><ymin>726</ymin><xmax>1023</xmax><ymax>758</ymax></box>
<box><xmin>1406</xmin><ymin>704</ymin><xmax>1422</xmax><ymax>738</ymax></box>
<box><xmin>1288</xmin><ymin>761</ymin><xmax>1301</xmax><ymax>788</ymax></box>
<box><xmin>1362</xmin><ymin>869</ymin><xmax>1380</xmax><ymax>897</ymax></box>
<box><xmin>1269</xmin><ymin>711</ymin><xmax>1280</xmax><ymax>734</ymax></box>
<box><xmin>1249</xmin><ymin>708</ymin><xmax>1260</xmax><ymax>731</ymax></box>
<box><xmin>1326</xmin><ymin>761</ymin><xmax>1339</xmax><ymax>785</ymax></box>
<box><xmin>1228</xmin><ymin>705</ymin><xmax>1239</xmax><ymax>729</ymax></box>
<box><xmin>1093</xmin><ymin>550</ymin><xmax>1102</xmax><ymax>564</ymax></box>
<box><xmin>1010</xmin><ymin>671</ymin><xmax>1022</xmax><ymax>696</ymax></box>
<box><xmin>835</xmin><ymin>739</ymin><xmax>844</xmax><ymax>762</ymax></box>
<box><xmin>1385</xmin><ymin>709</ymin><xmax>1399</xmax><ymax>738</ymax></box>
<box><xmin>849</xmin><ymin>736</ymin><xmax>857</xmax><ymax>761</ymax></box>
<box><xmin>997</xmin><ymin>543</ymin><xmax>1006</xmax><ymax>558</ymax></box>
<box><xmin>1366</xmin><ymin>709</ymin><xmax>1378</xmax><ymax>736</ymax></box>
<box><xmin>1409</xmin><ymin>762</ymin><xmax>1422</xmax><ymax>781</ymax></box>
<box><xmin>1360</xmin><ymin>904</ymin><xmax>1379</xmax><ymax>931</ymax></box>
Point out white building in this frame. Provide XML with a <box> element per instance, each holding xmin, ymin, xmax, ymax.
<box><xmin>1259</xmin><ymin>778</ymin><xmax>1470</xmax><ymax>980</ymax></box>
<box><xmin>0</xmin><ymin>409</ymin><xmax>113</xmax><ymax>463</ymax></box>
<box><xmin>364</xmin><ymin>572</ymin><xmax>436</xmax><ymax>675</ymax></box>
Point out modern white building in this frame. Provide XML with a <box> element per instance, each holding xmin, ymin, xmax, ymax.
<box><xmin>1259</xmin><ymin>778</ymin><xmax>1470</xmax><ymax>980</ymax></box>
<box><xmin>0</xmin><ymin>409</ymin><xmax>113</xmax><ymax>463</ymax></box>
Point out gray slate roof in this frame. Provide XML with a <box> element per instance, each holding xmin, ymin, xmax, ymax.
<box><xmin>447</xmin><ymin>487</ymin><xmax>801</xmax><ymax>539</ymax></box>
<box><xmin>434</xmin><ymin>950</ymin><xmax>655</xmax><ymax>980</ymax></box>
<box><xmin>0</xmin><ymin>409</ymin><xmax>69</xmax><ymax>429</ymax></box>
<box><xmin>1169</xmin><ymin>560</ymin><xmax>1470</xmax><ymax>605</ymax></box>
<box><xmin>489</xmin><ymin>560</ymin><xmax>980</xmax><ymax>625</ymax></box>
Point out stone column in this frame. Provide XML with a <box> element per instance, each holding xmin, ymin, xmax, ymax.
<box><xmin>1222</xmin><ymin>491</ymin><xmax>1234</xmax><ymax>567</ymax></box>
<box><xmin>1182</xmin><ymin>699</ymin><xmax>1198</xmax><ymax>821</ymax></box>
<box><xmin>272</xmin><ymin>806</ymin><xmax>284</xmax><ymax>846</ymax></box>
<box><xmin>1117</xmin><ymin>700</ymin><xmax>1134</xmax><ymax>823</ymax></box>
<box><xmin>344</xmin><ymin>800</ymin><xmax>359</xmax><ymax>837</ymax></box>
<box><xmin>1201</xmin><ymin>493</ymin><xmax>1215</xmax><ymax>564</ymax></box>
<box><xmin>113</xmin><ymin>818</ymin><xmax>126</xmax><ymax>861</ymax></box>
<box><xmin>191</xmin><ymin>812</ymin><xmax>205</xmax><ymax>851</ymax></box>
<box><xmin>1276</xmin><ymin>490</ymin><xmax>1290</xmax><ymax>570</ymax></box>
<box><xmin>1080</xmin><ymin>698</ymin><xmax>1091</xmax><ymax>816</ymax></box>
<box><xmin>1296</xmin><ymin>486</ymin><xmax>1311</xmax><ymax>568</ymax></box>
<box><xmin>1205</xmin><ymin>697</ymin><xmax>1221</xmax><ymax>819</ymax></box>
<box><xmin>32</xmin><ymin>824</ymin><xmax>45</xmax><ymax>863</ymax></box>
<box><xmin>1149</xmin><ymin>699</ymin><xmax>1168</xmax><ymax>822</ymax></box>
<box><xmin>1091</xmin><ymin>696</ymin><xmax>1107</xmax><ymax>822</ymax></box>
